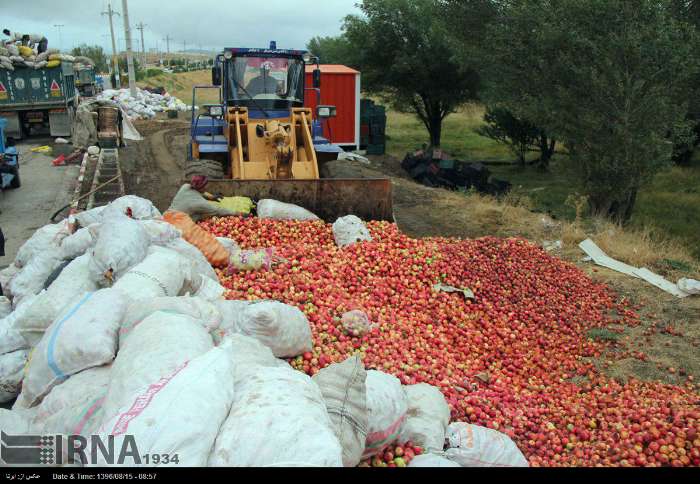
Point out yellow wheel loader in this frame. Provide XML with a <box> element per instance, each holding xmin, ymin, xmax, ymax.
<box><xmin>186</xmin><ymin>42</ymin><xmax>393</xmax><ymax>221</ymax></box>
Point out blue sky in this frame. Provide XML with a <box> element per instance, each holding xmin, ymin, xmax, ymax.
<box><xmin>2</xmin><ymin>0</ymin><xmax>361</xmax><ymax>54</ymax></box>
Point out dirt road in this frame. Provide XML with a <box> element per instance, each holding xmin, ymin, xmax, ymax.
<box><xmin>0</xmin><ymin>141</ymin><xmax>79</xmax><ymax>267</ymax></box>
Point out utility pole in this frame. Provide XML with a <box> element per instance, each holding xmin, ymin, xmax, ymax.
<box><xmin>136</xmin><ymin>22</ymin><xmax>147</xmax><ymax>68</ymax></box>
<box><xmin>54</xmin><ymin>24</ymin><xmax>64</xmax><ymax>51</ymax></box>
<box><xmin>101</xmin><ymin>3</ymin><xmax>120</xmax><ymax>88</ymax></box>
<box><xmin>163</xmin><ymin>35</ymin><xmax>172</xmax><ymax>66</ymax></box>
<box><xmin>121</xmin><ymin>0</ymin><xmax>137</xmax><ymax>97</ymax></box>
<box><xmin>183</xmin><ymin>40</ymin><xmax>188</xmax><ymax>68</ymax></box>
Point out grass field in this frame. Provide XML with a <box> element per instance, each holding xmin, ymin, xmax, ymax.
<box><xmin>386</xmin><ymin>105</ymin><xmax>700</xmax><ymax>259</ymax></box>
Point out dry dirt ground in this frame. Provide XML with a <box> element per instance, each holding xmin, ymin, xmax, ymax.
<box><xmin>120</xmin><ymin>115</ymin><xmax>700</xmax><ymax>389</ymax></box>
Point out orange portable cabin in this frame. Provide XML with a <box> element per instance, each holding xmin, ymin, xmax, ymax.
<box><xmin>304</xmin><ymin>64</ymin><xmax>360</xmax><ymax>149</ymax></box>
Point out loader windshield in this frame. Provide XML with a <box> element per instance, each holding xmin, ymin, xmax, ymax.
<box><xmin>227</xmin><ymin>56</ymin><xmax>304</xmax><ymax>109</ymax></box>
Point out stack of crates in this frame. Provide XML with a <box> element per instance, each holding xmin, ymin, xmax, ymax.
<box><xmin>360</xmin><ymin>99</ymin><xmax>387</xmax><ymax>155</ymax></box>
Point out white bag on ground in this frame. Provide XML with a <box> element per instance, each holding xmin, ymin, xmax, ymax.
<box><xmin>226</xmin><ymin>334</ymin><xmax>289</xmax><ymax>384</ymax></box>
<box><xmin>444</xmin><ymin>422</ymin><xmax>529</xmax><ymax>467</ymax></box>
<box><xmin>31</xmin><ymin>365</ymin><xmax>111</xmax><ymax>437</ymax></box>
<box><xmin>89</xmin><ymin>215</ymin><xmax>150</xmax><ymax>284</ymax></box>
<box><xmin>256</xmin><ymin>199</ymin><xmax>319</xmax><ymax>221</ymax></box>
<box><xmin>312</xmin><ymin>356</ymin><xmax>368</xmax><ymax>467</ymax></box>
<box><xmin>363</xmin><ymin>370</ymin><xmax>408</xmax><ymax>459</ymax></box>
<box><xmin>398</xmin><ymin>383</ymin><xmax>451</xmax><ymax>452</ymax></box>
<box><xmin>214</xmin><ymin>300</ymin><xmax>312</xmax><ymax>358</ymax></box>
<box><xmin>138</xmin><ymin>219</ymin><xmax>181</xmax><ymax>246</ymax></box>
<box><xmin>216</xmin><ymin>237</ymin><xmax>240</xmax><ymax>254</ymax></box>
<box><xmin>9</xmin><ymin>251</ymin><xmax>64</xmax><ymax>304</ymax></box>
<box><xmin>0</xmin><ymin>296</ymin><xmax>11</xmax><ymax>318</ymax></box>
<box><xmin>333</xmin><ymin>215</ymin><xmax>372</xmax><ymax>247</ymax></box>
<box><xmin>100</xmin><ymin>195</ymin><xmax>161</xmax><ymax>221</ymax></box>
<box><xmin>409</xmin><ymin>453</ymin><xmax>461</xmax><ymax>467</ymax></box>
<box><xmin>101</xmin><ymin>311</ymin><xmax>213</xmax><ymax>422</ymax></box>
<box><xmin>164</xmin><ymin>238</ymin><xmax>218</xmax><ymax>282</ymax></box>
<box><xmin>15</xmin><ymin>221</ymin><xmax>72</xmax><ymax>268</ymax></box>
<box><xmin>0</xmin><ymin>408</ymin><xmax>35</xmax><ymax>435</ymax></box>
<box><xmin>95</xmin><ymin>342</ymin><xmax>235</xmax><ymax>467</ymax></box>
<box><xmin>678</xmin><ymin>278</ymin><xmax>700</xmax><ymax>295</ymax></box>
<box><xmin>112</xmin><ymin>246</ymin><xmax>194</xmax><ymax>300</ymax></box>
<box><xmin>0</xmin><ymin>349</ymin><xmax>29</xmax><ymax>403</ymax></box>
<box><xmin>208</xmin><ymin>364</ymin><xmax>342</xmax><ymax>467</ymax></box>
<box><xmin>119</xmin><ymin>296</ymin><xmax>222</xmax><ymax>342</ymax></box>
<box><xmin>0</xmin><ymin>264</ymin><xmax>20</xmax><ymax>298</ymax></box>
<box><xmin>59</xmin><ymin>226</ymin><xmax>97</xmax><ymax>260</ymax></box>
<box><xmin>0</xmin><ymin>297</ymin><xmax>34</xmax><ymax>354</ymax></box>
<box><xmin>15</xmin><ymin>254</ymin><xmax>99</xmax><ymax>345</ymax></box>
<box><xmin>72</xmin><ymin>206</ymin><xmax>106</xmax><ymax>227</ymax></box>
<box><xmin>19</xmin><ymin>289</ymin><xmax>128</xmax><ymax>408</ymax></box>
<box><xmin>193</xmin><ymin>276</ymin><xmax>226</xmax><ymax>301</ymax></box>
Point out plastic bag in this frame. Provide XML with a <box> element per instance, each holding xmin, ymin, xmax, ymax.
<box><xmin>89</xmin><ymin>215</ymin><xmax>151</xmax><ymax>285</ymax></box>
<box><xmin>72</xmin><ymin>206</ymin><xmax>106</xmax><ymax>227</ymax></box>
<box><xmin>112</xmin><ymin>246</ymin><xmax>194</xmax><ymax>300</ymax></box>
<box><xmin>31</xmin><ymin>365</ymin><xmax>111</xmax><ymax>437</ymax></box>
<box><xmin>0</xmin><ymin>349</ymin><xmax>29</xmax><ymax>403</ymax></box>
<box><xmin>332</xmin><ymin>215</ymin><xmax>372</xmax><ymax>247</ymax></box>
<box><xmin>313</xmin><ymin>356</ymin><xmax>368</xmax><ymax>467</ymax></box>
<box><xmin>227</xmin><ymin>247</ymin><xmax>282</xmax><ymax>272</ymax></box>
<box><xmin>162</xmin><ymin>210</ymin><xmax>230</xmax><ymax>267</ymax></box>
<box><xmin>256</xmin><ymin>199</ymin><xmax>320</xmax><ymax>221</ymax></box>
<box><xmin>0</xmin><ymin>296</ymin><xmax>11</xmax><ymax>319</ymax></box>
<box><xmin>164</xmin><ymin>237</ymin><xmax>218</xmax><ymax>283</ymax></box>
<box><xmin>408</xmin><ymin>453</ymin><xmax>461</xmax><ymax>467</ymax></box>
<box><xmin>15</xmin><ymin>221</ymin><xmax>72</xmax><ymax>268</ymax></box>
<box><xmin>101</xmin><ymin>311</ymin><xmax>213</xmax><ymax>423</ymax></box>
<box><xmin>363</xmin><ymin>370</ymin><xmax>408</xmax><ymax>459</ymax></box>
<box><xmin>9</xmin><ymin>251</ymin><xmax>64</xmax><ymax>304</ymax></box>
<box><xmin>59</xmin><ymin>226</ymin><xmax>97</xmax><ymax>260</ymax></box>
<box><xmin>208</xmin><ymin>364</ymin><xmax>342</xmax><ymax>467</ymax></box>
<box><xmin>341</xmin><ymin>310</ymin><xmax>374</xmax><ymax>336</ymax></box>
<box><xmin>19</xmin><ymin>289</ymin><xmax>128</xmax><ymax>408</ymax></box>
<box><xmin>16</xmin><ymin>254</ymin><xmax>99</xmax><ymax>346</ymax></box>
<box><xmin>0</xmin><ymin>295</ymin><xmax>35</xmax><ymax>355</ymax></box>
<box><xmin>95</xmin><ymin>342</ymin><xmax>235</xmax><ymax>467</ymax></box>
<box><xmin>398</xmin><ymin>383</ymin><xmax>451</xmax><ymax>452</ymax></box>
<box><xmin>215</xmin><ymin>300</ymin><xmax>313</xmax><ymax>358</ymax></box>
<box><xmin>119</xmin><ymin>296</ymin><xmax>222</xmax><ymax>342</ymax></box>
<box><xmin>444</xmin><ymin>422</ymin><xmax>529</xmax><ymax>467</ymax></box>
<box><xmin>100</xmin><ymin>195</ymin><xmax>161</xmax><ymax>221</ymax></box>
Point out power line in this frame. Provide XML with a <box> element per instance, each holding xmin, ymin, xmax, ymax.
<box><xmin>54</xmin><ymin>24</ymin><xmax>64</xmax><ymax>51</ymax></box>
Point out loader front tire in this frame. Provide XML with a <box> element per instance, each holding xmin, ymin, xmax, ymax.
<box><xmin>184</xmin><ymin>159</ymin><xmax>225</xmax><ymax>180</ymax></box>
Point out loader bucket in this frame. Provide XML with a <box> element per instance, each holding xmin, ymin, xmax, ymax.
<box><xmin>204</xmin><ymin>178</ymin><xmax>394</xmax><ymax>222</ymax></box>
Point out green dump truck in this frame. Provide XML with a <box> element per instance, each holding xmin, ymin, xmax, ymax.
<box><xmin>0</xmin><ymin>62</ymin><xmax>77</xmax><ymax>139</ymax></box>
<box><xmin>75</xmin><ymin>64</ymin><xmax>100</xmax><ymax>97</ymax></box>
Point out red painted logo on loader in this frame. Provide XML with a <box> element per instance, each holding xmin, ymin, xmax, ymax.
<box><xmin>0</xmin><ymin>81</ymin><xmax>7</xmax><ymax>100</ymax></box>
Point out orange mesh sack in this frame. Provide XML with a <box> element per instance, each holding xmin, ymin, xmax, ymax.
<box><xmin>162</xmin><ymin>210</ymin><xmax>230</xmax><ymax>267</ymax></box>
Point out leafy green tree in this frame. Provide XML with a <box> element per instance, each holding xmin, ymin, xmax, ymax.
<box><xmin>118</xmin><ymin>56</ymin><xmax>142</xmax><ymax>82</ymax></box>
<box><xmin>306</xmin><ymin>35</ymin><xmax>355</xmax><ymax>66</ymax></box>
<box><xmin>71</xmin><ymin>44</ymin><xmax>109</xmax><ymax>73</ymax></box>
<box><xmin>478</xmin><ymin>106</ymin><xmax>556</xmax><ymax>168</ymax></box>
<box><xmin>483</xmin><ymin>0</ymin><xmax>700</xmax><ymax>222</ymax></box>
<box><xmin>344</xmin><ymin>0</ymin><xmax>479</xmax><ymax>147</ymax></box>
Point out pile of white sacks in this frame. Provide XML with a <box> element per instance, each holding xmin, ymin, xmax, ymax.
<box><xmin>0</xmin><ymin>194</ymin><xmax>528</xmax><ymax>467</ymax></box>
<box><xmin>96</xmin><ymin>88</ymin><xmax>189</xmax><ymax>120</ymax></box>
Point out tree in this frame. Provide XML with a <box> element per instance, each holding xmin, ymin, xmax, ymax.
<box><xmin>118</xmin><ymin>56</ymin><xmax>142</xmax><ymax>82</ymax></box>
<box><xmin>71</xmin><ymin>44</ymin><xmax>109</xmax><ymax>73</ymax></box>
<box><xmin>306</xmin><ymin>35</ymin><xmax>355</xmax><ymax>66</ymax></box>
<box><xmin>483</xmin><ymin>0</ymin><xmax>700</xmax><ymax>222</ymax></box>
<box><xmin>477</xmin><ymin>105</ymin><xmax>556</xmax><ymax>168</ymax></box>
<box><xmin>343</xmin><ymin>0</ymin><xmax>479</xmax><ymax>147</ymax></box>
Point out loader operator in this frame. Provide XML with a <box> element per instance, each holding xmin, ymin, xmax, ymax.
<box><xmin>245</xmin><ymin>62</ymin><xmax>282</xmax><ymax>98</ymax></box>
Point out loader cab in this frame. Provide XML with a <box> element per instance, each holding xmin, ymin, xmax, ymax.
<box><xmin>216</xmin><ymin>47</ymin><xmax>309</xmax><ymax>117</ymax></box>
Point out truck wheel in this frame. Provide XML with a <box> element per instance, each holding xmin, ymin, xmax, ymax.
<box><xmin>184</xmin><ymin>159</ymin><xmax>225</xmax><ymax>180</ymax></box>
